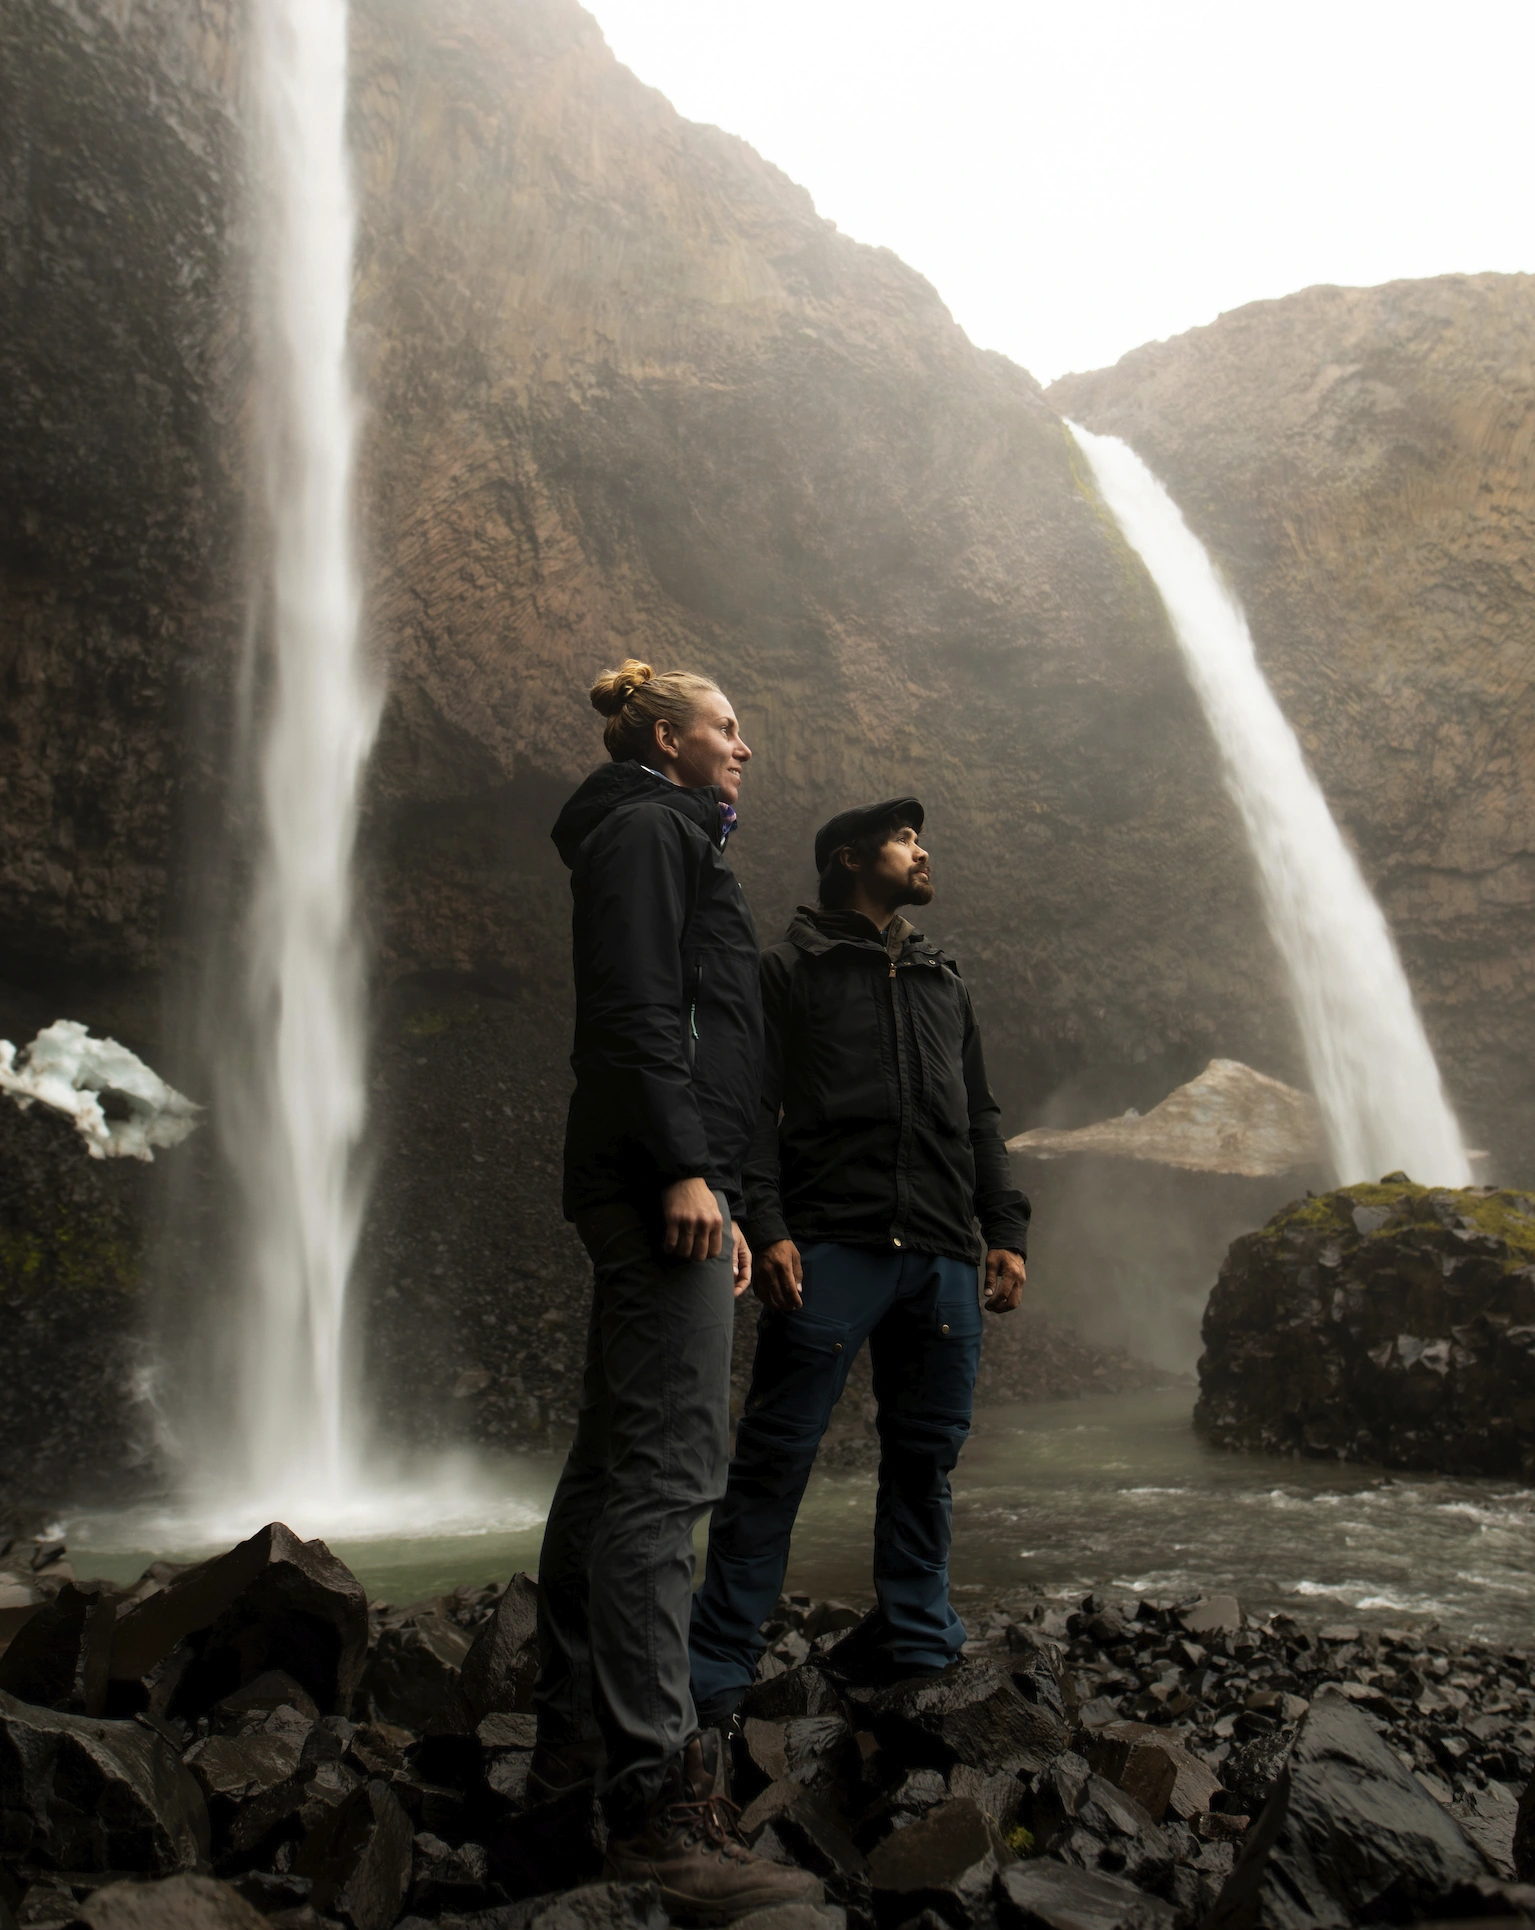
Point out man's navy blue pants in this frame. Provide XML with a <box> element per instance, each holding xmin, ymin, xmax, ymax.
<box><xmin>689</xmin><ymin>1241</ymin><xmax>984</xmax><ymax>1705</ymax></box>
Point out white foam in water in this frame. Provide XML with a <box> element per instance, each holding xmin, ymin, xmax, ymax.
<box><xmin>66</xmin><ymin>1456</ymin><xmax>545</xmax><ymax>1557</ymax></box>
<box><xmin>1069</xmin><ymin>423</ymin><xmax>1471</xmax><ymax>1188</ymax></box>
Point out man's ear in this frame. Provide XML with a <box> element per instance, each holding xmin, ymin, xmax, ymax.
<box><xmin>838</xmin><ymin>845</ymin><xmax>861</xmax><ymax>877</ymax></box>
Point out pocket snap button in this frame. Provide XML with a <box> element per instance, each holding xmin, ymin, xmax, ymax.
<box><xmin>833</xmin><ymin>1341</ymin><xmax>843</xmax><ymax>1353</ymax></box>
<box><xmin>941</xmin><ymin>1323</ymin><xmax>950</xmax><ymax>1336</ymax></box>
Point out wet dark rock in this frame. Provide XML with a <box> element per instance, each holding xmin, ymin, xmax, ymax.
<box><xmin>460</xmin><ymin>1579</ymin><xmax>540</xmax><ymax>1724</ymax></box>
<box><xmin>229</xmin><ymin>1869</ymin><xmax>314</xmax><ymax>1915</ymax></box>
<box><xmin>409</xmin><ymin>1832</ymin><xmax>500</xmax><ymax>1915</ymax></box>
<box><xmin>866</xmin><ymin>1798</ymin><xmax>1013</xmax><ymax>1926</ymax></box>
<box><xmin>1205</xmin><ymin>1695</ymin><xmax>1490</xmax><ymax>1927</ymax></box>
<box><xmin>1516</xmin><ymin>1774</ymin><xmax>1535</xmax><ymax>1882</ymax></box>
<box><xmin>1005</xmin><ymin>1641</ymin><xmax>1074</xmax><ymax>1730</ymax></box>
<box><xmin>867</xmin><ymin>1662</ymin><xmax>1068</xmax><ymax>1777</ymax></box>
<box><xmin>803</xmin><ymin>1605</ymin><xmax>863</xmax><ymax>1645</ymax></box>
<box><xmin>108</xmin><ymin>1525</ymin><xmax>368</xmax><ymax>1721</ymax></box>
<box><xmin>78</xmin><ymin>1873</ymin><xmax>267</xmax><ymax>1928</ymax></box>
<box><xmin>1451</xmin><ymin>1783</ymin><xmax>1520</xmax><ymax>1881</ymax></box>
<box><xmin>291</xmin><ymin>1777</ymin><xmax>413</xmax><ymax>1930</ymax></box>
<box><xmin>1174</xmin><ymin>1598</ymin><xmax>1242</xmax><ymax>1639</ymax></box>
<box><xmin>15</xmin><ymin>1879</ymin><xmax>76</xmax><ymax>1926</ymax></box>
<box><xmin>855</xmin><ymin>1768</ymin><xmax>951</xmax><ymax>1850</ymax></box>
<box><xmin>947</xmin><ymin>1765</ymin><xmax>1024</xmax><ymax>1834</ymax></box>
<box><xmin>213</xmin><ymin>1673</ymin><xmax>321</xmax><ymax>1731</ymax></box>
<box><xmin>742</xmin><ymin>1716</ymin><xmax>856</xmax><ymax>1793</ymax></box>
<box><xmin>994</xmin><ymin>1861</ymin><xmax>1178</xmax><ymax>1930</ymax></box>
<box><xmin>0</xmin><ymin>1687</ymin><xmax>209</xmax><ymax>1878</ymax></box>
<box><xmin>183</xmin><ymin>1700</ymin><xmax>315</xmax><ymax>1860</ymax></box>
<box><xmin>0</xmin><ymin>1585</ymin><xmax>115</xmax><ymax>1716</ymax></box>
<box><xmin>1032</xmin><ymin>1754</ymin><xmax>1176</xmax><ymax>1895</ymax></box>
<box><xmin>1196</xmin><ymin>1182</ymin><xmax>1535</xmax><ymax>1475</ymax></box>
<box><xmin>524</xmin><ymin>1880</ymin><xmax>669</xmax><ymax>1930</ymax></box>
<box><xmin>742</xmin><ymin>1782</ymin><xmax>864</xmax><ymax>1893</ymax></box>
<box><xmin>358</xmin><ymin>1600</ymin><xmax>475</xmax><ymax>1736</ymax></box>
<box><xmin>487</xmin><ymin>1788</ymin><xmax>606</xmax><ymax>1900</ymax></box>
<box><xmin>1088</xmin><ymin>1724</ymin><xmax>1222</xmax><ymax>1824</ymax></box>
<box><xmin>745</xmin><ymin>1668</ymin><xmax>848</xmax><ymax>1724</ymax></box>
<box><xmin>0</xmin><ymin>1575</ymin><xmax>46</xmax><ymax>1658</ymax></box>
<box><xmin>732</xmin><ymin>1906</ymin><xmax>846</xmax><ymax>1930</ymax></box>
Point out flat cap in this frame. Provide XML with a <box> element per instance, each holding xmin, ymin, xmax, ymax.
<box><xmin>813</xmin><ymin>797</ymin><xmax>924</xmax><ymax>874</ymax></box>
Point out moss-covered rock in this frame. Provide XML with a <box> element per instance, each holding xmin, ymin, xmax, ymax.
<box><xmin>1194</xmin><ymin>1177</ymin><xmax>1535</xmax><ymax>1475</ymax></box>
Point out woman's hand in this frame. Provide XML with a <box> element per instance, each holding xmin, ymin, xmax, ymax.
<box><xmin>754</xmin><ymin>1239</ymin><xmax>804</xmax><ymax>1312</ymax></box>
<box><xmin>661</xmin><ymin>1177</ymin><xmax>724</xmax><ymax>1262</ymax></box>
<box><xmin>731</xmin><ymin>1223</ymin><xmax>752</xmax><ymax>1297</ymax></box>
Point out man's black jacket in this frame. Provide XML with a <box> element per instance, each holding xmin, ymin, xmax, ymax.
<box><xmin>552</xmin><ymin>762</ymin><xmax>763</xmax><ymax>1221</ymax></box>
<box><xmin>741</xmin><ymin>908</ymin><xmax>1031</xmax><ymax>1265</ymax></box>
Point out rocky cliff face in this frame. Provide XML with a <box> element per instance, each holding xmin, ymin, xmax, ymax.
<box><xmin>1052</xmin><ymin>277</ymin><xmax>1535</xmax><ymax>1168</ymax></box>
<box><xmin>3</xmin><ymin>0</ymin><xmax>1533</xmax><ymax>1500</ymax></box>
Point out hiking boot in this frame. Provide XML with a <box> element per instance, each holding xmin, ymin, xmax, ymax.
<box><xmin>528</xmin><ymin>1733</ymin><xmax>606</xmax><ymax>1803</ymax></box>
<box><xmin>604</xmin><ymin>1735</ymin><xmax>822</xmax><ymax>1923</ymax></box>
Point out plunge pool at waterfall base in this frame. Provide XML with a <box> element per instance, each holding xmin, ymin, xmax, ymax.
<box><xmin>62</xmin><ymin>1390</ymin><xmax>1535</xmax><ymax>1644</ymax></box>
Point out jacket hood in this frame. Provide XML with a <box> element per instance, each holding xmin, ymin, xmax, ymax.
<box><xmin>786</xmin><ymin>906</ymin><xmax>938</xmax><ymax>963</ymax></box>
<box><xmin>551</xmin><ymin>761</ymin><xmax>723</xmax><ymax>869</ymax></box>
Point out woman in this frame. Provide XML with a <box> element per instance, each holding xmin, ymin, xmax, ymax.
<box><xmin>531</xmin><ymin>661</ymin><xmax>819</xmax><ymax>1919</ymax></box>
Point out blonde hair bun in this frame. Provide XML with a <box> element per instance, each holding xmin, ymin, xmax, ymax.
<box><xmin>589</xmin><ymin>659</ymin><xmax>655</xmax><ymax>718</ymax></box>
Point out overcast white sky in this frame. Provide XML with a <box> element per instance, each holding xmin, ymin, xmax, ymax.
<box><xmin>588</xmin><ymin>0</ymin><xmax>1535</xmax><ymax>384</ymax></box>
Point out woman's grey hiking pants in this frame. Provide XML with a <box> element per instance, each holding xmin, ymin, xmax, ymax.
<box><xmin>532</xmin><ymin>1192</ymin><xmax>734</xmax><ymax>1828</ymax></box>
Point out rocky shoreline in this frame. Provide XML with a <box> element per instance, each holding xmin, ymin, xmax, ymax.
<box><xmin>3</xmin><ymin>1525</ymin><xmax>1534</xmax><ymax>1928</ymax></box>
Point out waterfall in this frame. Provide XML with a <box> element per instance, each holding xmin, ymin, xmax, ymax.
<box><xmin>1069</xmin><ymin>423</ymin><xmax>1471</xmax><ymax>1188</ymax></box>
<box><xmin>235</xmin><ymin>0</ymin><xmax>379</xmax><ymax>1508</ymax></box>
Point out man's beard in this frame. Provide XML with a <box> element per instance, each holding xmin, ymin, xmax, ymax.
<box><xmin>900</xmin><ymin>869</ymin><xmax>935</xmax><ymax>907</ymax></box>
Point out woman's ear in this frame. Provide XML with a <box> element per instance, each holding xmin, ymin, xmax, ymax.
<box><xmin>652</xmin><ymin>715</ymin><xmax>679</xmax><ymax>763</ymax></box>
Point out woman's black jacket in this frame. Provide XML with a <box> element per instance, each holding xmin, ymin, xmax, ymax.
<box><xmin>552</xmin><ymin>762</ymin><xmax>762</xmax><ymax>1221</ymax></box>
<box><xmin>741</xmin><ymin>908</ymin><xmax>1031</xmax><ymax>1264</ymax></box>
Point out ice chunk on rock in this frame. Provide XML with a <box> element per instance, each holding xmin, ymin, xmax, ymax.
<box><xmin>0</xmin><ymin>1018</ymin><xmax>199</xmax><ymax>1160</ymax></box>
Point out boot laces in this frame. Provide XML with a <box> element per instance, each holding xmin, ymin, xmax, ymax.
<box><xmin>668</xmin><ymin>1792</ymin><xmax>751</xmax><ymax>1859</ymax></box>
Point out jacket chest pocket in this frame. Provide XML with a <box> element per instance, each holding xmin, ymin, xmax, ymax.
<box><xmin>799</xmin><ymin>967</ymin><xmax>895</xmax><ymax>1124</ymax></box>
<box><xmin>909</xmin><ymin>972</ymin><xmax>969</xmax><ymax>1135</ymax></box>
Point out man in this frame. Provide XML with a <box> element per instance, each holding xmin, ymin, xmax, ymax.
<box><xmin>532</xmin><ymin>659</ymin><xmax>819</xmax><ymax>1920</ymax></box>
<box><xmin>689</xmin><ymin>798</ymin><xmax>1030</xmax><ymax>1718</ymax></box>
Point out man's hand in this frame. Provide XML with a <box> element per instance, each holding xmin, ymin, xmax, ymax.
<box><xmin>731</xmin><ymin>1223</ymin><xmax>752</xmax><ymax>1298</ymax></box>
<box><xmin>983</xmin><ymin>1248</ymin><xmax>1026</xmax><ymax>1313</ymax></box>
<box><xmin>754</xmin><ymin>1238</ymin><xmax>803</xmax><ymax>1312</ymax></box>
<box><xmin>662</xmin><ymin>1177</ymin><xmax>724</xmax><ymax>1263</ymax></box>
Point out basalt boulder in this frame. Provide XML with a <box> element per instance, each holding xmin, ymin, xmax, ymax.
<box><xmin>995</xmin><ymin>1861</ymin><xmax>1178</xmax><ymax>1930</ymax></box>
<box><xmin>80</xmin><ymin>1873</ymin><xmax>267</xmax><ymax>1930</ymax></box>
<box><xmin>292</xmin><ymin>1776</ymin><xmax>415</xmax><ymax>1930</ymax></box>
<box><xmin>107</xmin><ymin>1523</ymin><xmax>369</xmax><ymax>1721</ymax></box>
<box><xmin>865</xmin><ymin>1798</ymin><xmax>1014</xmax><ymax>1927</ymax></box>
<box><xmin>357</xmin><ymin>1599</ymin><xmax>475</xmax><ymax>1736</ymax></box>
<box><xmin>459</xmin><ymin>1576</ymin><xmax>540</xmax><ymax>1723</ymax></box>
<box><xmin>0</xmin><ymin>1583</ymin><xmax>115</xmax><ymax>1716</ymax></box>
<box><xmin>1195</xmin><ymin>1180</ymin><xmax>1535</xmax><ymax>1474</ymax></box>
<box><xmin>1204</xmin><ymin>1694</ymin><xmax>1490</xmax><ymax>1928</ymax></box>
<box><xmin>863</xmin><ymin>1661</ymin><xmax>1068</xmax><ymax>1778</ymax></box>
<box><xmin>0</xmin><ymin>1687</ymin><xmax>210</xmax><ymax>1879</ymax></box>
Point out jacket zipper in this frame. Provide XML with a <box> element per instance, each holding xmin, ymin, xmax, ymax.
<box><xmin>686</xmin><ymin>960</ymin><xmax>702</xmax><ymax>1069</ymax></box>
<box><xmin>887</xmin><ymin>957</ymin><xmax>914</xmax><ymax>1248</ymax></box>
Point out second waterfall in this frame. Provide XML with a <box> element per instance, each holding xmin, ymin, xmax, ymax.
<box><xmin>1070</xmin><ymin>423</ymin><xmax>1471</xmax><ymax>1188</ymax></box>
